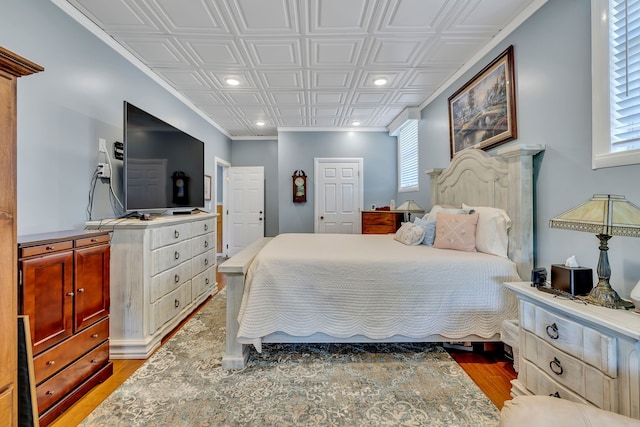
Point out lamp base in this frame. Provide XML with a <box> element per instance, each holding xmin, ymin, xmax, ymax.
<box><xmin>582</xmin><ymin>283</ymin><xmax>634</xmax><ymax>310</ymax></box>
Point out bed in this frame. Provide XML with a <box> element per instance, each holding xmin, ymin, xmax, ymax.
<box><xmin>220</xmin><ymin>143</ymin><xmax>545</xmax><ymax>369</ymax></box>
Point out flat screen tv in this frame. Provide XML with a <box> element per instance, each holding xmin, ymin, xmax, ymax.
<box><xmin>123</xmin><ymin>101</ymin><xmax>205</xmax><ymax>214</ymax></box>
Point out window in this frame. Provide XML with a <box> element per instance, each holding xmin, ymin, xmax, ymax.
<box><xmin>397</xmin><ymin>120</ymin><xmax>419</xmax><ymax>192</ymax></box>
<box><xmin>592</xmin><ymin>0</ymin><xmax>640</xmax><ymax>168</ymax></box>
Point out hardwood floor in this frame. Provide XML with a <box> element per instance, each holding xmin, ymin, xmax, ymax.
<box><xmin>50</xmin><ymin>269</ymin><xmax>516</xmax><ymax>426</ymax></box>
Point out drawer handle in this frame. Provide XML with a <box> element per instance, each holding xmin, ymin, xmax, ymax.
<box><xmin>174</xmin><ymin>299</ymin><xmax>180</xmax><ymax>308</ymax></box>
<box><xmin>549</xmin><ymin>357</ymin><xmax>564</xmax><ymax>376</ymax></box>
<box><xmin>546</xmin><ymin>323</ymin><xmax>559</xmax><ymax>340</ymax></box>
<box><xmin>46</xmin><ymin>246</ymin><xmax>55</xmax><ymax>251</ymax></box>
<box><xmin>90</xmin><ymin>359</ymin><xmax>98</xmax><ymax>364</ymax></box>
<box><xmin>66</xmin><ymin>292</ymin><xmax>74</xmax><ymax>297</ymax></box>
<box><xmin>204</xmin><ymin>241</ymin><xmax>209</xmax><ymax>248</ymax></box>
<box><xmin>91</xmin><ymin>334</ymin><xmax>99</xmax><ymax>339</ymax></box>
<box><xmin>91</xmin><ymin>238</ymin><xmax>98</xmax><ymax>242</ymax></box>
<box><xmin>46</xmin><ymin>390</ymin><xmax>55</xmax><ymax>396</ymax></box>
<box><xmin>205</xmin><ymin>278</ymin><xmax>209</xmax><ymax>285</ymax></box>
<box><xmin>549</xmin><ymin>392</ymin><xmax>561</xmax><ymax>398</ymax></box>
<box><xmin>175</xmin><ymin>274</ymin><xmax>180</xmax><ymax>283</ymax></box>
<box><xmin>77</xmin><ymin>288</ymin><xmax>85</xmax><ymax>293</ymax></box>
<box><xmin>174</xmin><ymin>230</ymin><xmax>180</xmax><ymax>238</ymax></box>
<box><xmin>174</xmin><ymin>251</ymin><xmax>180</xmax><ymax>260</ymax></box>
<box><xmin>204</xmin><ymin>258</ymin><xmax>209</xmax><ymax>266</ymax></box>
<box><xmin>46</xmin><ymin>360</ymin><xmax>55</xmax><ymax>366</ymax></box>
<box><xmin>204</xmin><ymin>224</ymin><xmax>208</xmax><ymax>231</ymax></box>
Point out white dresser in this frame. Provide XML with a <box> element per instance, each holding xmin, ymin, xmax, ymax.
<box><xmin>504</xmin><ymin>282</ymin><xmax>640</xmax><ymax>419</ymax></box>
<box><xmin>87</xmin><ymin>213</ymin><xmax>217</xmax><ymax>358</ymax></box>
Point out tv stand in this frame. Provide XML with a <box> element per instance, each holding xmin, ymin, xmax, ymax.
<box><xmin>85</xmin><ymin>213</ymin><xmax>218</xmax><ymax>358</ymax></box>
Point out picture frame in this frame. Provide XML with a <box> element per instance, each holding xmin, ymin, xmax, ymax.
<box><xmin>448</xmin><ymin>45</ymin><xmax>517</xmax><ymax>158</ymax></box>
<box><xmin>204</xmin><ymin>174</ymin><xmax>211</xmax><ymax>201</ymax></box>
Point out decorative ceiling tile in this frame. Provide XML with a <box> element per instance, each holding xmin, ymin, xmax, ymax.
<box><xmin>59</xmin><ymin>0</ymin><xmax>541</xmax><ymax>138</ymax></box>
<box><xmin>151</xmin><ymin>0</ymin><xmax>227</xmax><ymax>33</ymax></box>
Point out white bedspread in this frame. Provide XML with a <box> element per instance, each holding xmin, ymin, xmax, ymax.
<box><xmin>237</xmin><ymin>233</ymin><xmax>521</xmax><ymax>350</ymax></box>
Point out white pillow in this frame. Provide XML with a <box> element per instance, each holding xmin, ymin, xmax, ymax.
<box><xmin>462</xmin><ymin>203</ymin><xmax>511</xmax><ymax>257</ymax></box>
<box><xmin>394</xmin><ymin>222</ymin><xmax>426</xmax><ymax>246</ymax></box>
<box><xmin>424</xmin><ymin>205</ymin><xmax>469</xmax><ymax>223</ymax></box>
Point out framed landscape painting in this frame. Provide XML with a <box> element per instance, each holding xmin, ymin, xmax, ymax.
<box><xmin>448</xmin><ymin>45</ymin><xmax>517</xmax><ymax>158</ymax></box>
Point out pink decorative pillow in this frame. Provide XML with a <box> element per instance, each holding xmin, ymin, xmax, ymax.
<box><xmin>433</xmin><ymin>212</ymin><xmax>479</xmax><ymax>252</ymax></box>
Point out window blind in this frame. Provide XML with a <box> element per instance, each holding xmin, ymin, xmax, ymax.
<box><xmin>398</xmin><ymin>120</ymin><xmax>418</xmax><ymax>191</ymax></box>
<box><xmin>610</xmin><ymin>0</ymin><xmax>640</xmax><ymax>151</ymax></box>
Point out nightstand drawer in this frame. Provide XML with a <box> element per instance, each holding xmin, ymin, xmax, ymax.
<box><xmin>520</xmin><ymin>301</ymin><xmax>617</xmax><ymax>377</ymax></box>
<box><xmin>363</xmin><ymin>213</ymin><xmax>396</xmax><ymax>226</ymax></box>
<box><xmin>523</xmin><ymin>331</ymin><xmax>617</xmax><ymax>407</ymax></box>
<box><xmin>522</xmin><ymin>359</ymin><xmax>589</xmax><ymax>405</ymax></box>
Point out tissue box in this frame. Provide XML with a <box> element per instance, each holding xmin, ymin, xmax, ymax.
<box><xmin>551</xmin><ymin>264</ymin><xmax>593</xmax><ymax>296</ymax></box>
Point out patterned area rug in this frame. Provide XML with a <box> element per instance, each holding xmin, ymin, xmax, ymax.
<box><xmin>81</xmin><ymin>289</ymin><xmax>500</xmax><ymax>426</ymax></box>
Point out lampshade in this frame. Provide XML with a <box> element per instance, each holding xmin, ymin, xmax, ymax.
<box><xmin>396</xmin><ymin>200</ymin><xmax>425</xmax><ymax>213</ymax></box>
<box><xmin>549</xmin><ymin>194</ymin><xmax>640</xmax><ymax>237</ymax></box>
<box><xmin>549</xmin><ymin>194</ymin><xmax>640</xmax><ymax>309</ymax></box>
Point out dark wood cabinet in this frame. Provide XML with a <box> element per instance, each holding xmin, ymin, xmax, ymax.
<box><xmin>20</xmin><ymin>251</ymin><xmax>74</xmax><ymax>355</ymax></box>
<box><xmin>18</xmin><ymin>230</ymin><xmax>112</xmax><ymax>426</ymax></box>
<box><xmin>361</xmin><ymin>211</ymin><xmax>404</xmax><ymax>234</ymax></box>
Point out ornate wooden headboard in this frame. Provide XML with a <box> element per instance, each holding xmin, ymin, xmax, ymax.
<box><xmin>426</xmin><ymin>144</ymin><xmax>545</xmax><ymax>280</ymax></box>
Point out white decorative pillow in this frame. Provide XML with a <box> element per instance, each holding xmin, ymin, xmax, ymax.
<box><xmin>413</xmin><ymin>217</ymin><xmax>436</xmax><ymax>245</ymax></box>
<box><xmin>425</xmin><ymin>205</ymin><xmax>469</xmax><ymax>223</ymax></box>
<box><xmin>462</xmin><ymin>203</ymin><xmax>511</xmax><ymax>258</ymax></box>
<box><xmin>394</xmin><ymin>222</ymin><xmax>426</xmax><ymax>246</ymax></box>
<box><xmin>433</xmin><ymin>212</ymin><xmax>479</xmax><ymax>252</ymax></box>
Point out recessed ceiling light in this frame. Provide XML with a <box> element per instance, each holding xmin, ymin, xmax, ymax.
<box><xmin>256</xmin><ymin>121</ymin><xmax>265</xmax><ymax>126</ymax></box>
<box><xmin>225</xmin><ymin>78</ymin><xmax>240</xmax><ymax>86</ymax></box>
<box><xmin>373</xmin><ymin>78</ymin><xmax>388</xmax><ymax>86</ymax></box>
<box><xmin>352</xmin><ymin>121</ymin><xmax>361</xmax><ymax>126</ymax></box>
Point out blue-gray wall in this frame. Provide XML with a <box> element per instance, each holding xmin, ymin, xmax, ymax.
<box><xmin>231</xmin><ymin>140</ymin><xmax>279</xmax><ymax>237</ymax></box>
<box><xmin>1</xmin><ymin>0</ymin><xmax>231</xmax><ymax>235</ymax></box>
<box><xmin>417</xmin><ymin>0</ymin><xmax>640</xmax><ymax>297</ymax></box>
<box><xmin>277</xmin><ymin>131</ymin><xmax>397</xmax><ymax>233</ymax></box>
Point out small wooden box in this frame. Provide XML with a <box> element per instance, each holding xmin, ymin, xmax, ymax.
<box><xmin>551</xmin><ymin>264</ymin><xmax>593</xmax><ymax>296</ymax></box>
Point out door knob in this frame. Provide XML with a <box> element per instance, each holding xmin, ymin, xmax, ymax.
<box><xmin>320</xmin><ymin>216</ymin><xmax>324</xmax><ymax>220</ymax></box>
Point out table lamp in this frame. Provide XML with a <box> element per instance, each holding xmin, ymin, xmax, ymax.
<box><xmin>549</xmin><ymin>194</ymin><xmax>640</xmax><ymax>309</ymax></box>
<box><xmin>396</xmin><ymin>200</ymin><xmax>425</xmax><ymax>222</ymax></box>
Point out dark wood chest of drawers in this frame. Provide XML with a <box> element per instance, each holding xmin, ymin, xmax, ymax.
<box><xmin>361</xmin><ymin>211</ymin><xmax>404</xmax><ymax>234</ymax></box>
<box><xmin>18</xmin><ymin>230</ymin><xmax>113</xmax><ymax>426</ymax></box>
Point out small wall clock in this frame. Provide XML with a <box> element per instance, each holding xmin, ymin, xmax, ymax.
<box><xmin>292</xmin><ymin>170</ymin><xmax>307</xmax><ymax>203</ymax></box>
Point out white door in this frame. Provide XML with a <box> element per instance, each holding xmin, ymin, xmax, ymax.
<box><xmin>314</xmin><ymin>158</ymin><xmax>363</xmax><ymax>233</ymax></box>
<box><xmin>227</xmin><ymin>166</ymin><xmax>265</xmax><ymax>256</ymax></box>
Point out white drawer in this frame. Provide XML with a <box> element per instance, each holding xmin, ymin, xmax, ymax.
<box><xmin>523</xmin><ymin>331</ymin><xmax>617</xmax><ymax>407</ymax></box>
<box><xmin>192</xmin><ymin>265</ymin><xmax>216</xmax><ymax>299</ymax></box>
<box><xmin>522</xmin><ymin>359</ymin><xmax>590</xmax><ymax>404</ymax></box>
<box><xmin>151</xmin><ymin>240</ymin><xmax>192</xmax><ymax>275</ymax></box>
<box><xmin>150</xmin><ymin>260</ymin><xmax>192</xmax><ymax>304</ymax></box>
<box><xmin>150</xmin><ymin>222</ymin><xmax>191</xmax><ymax>249</ymax></box>
<box><xmin>191</xmin><ymin>232</ymin><xmax>214</xmax><ymax>257</ymax></box>
<box><xmin>191</xmin><ymin>218</ymin><xmax>215</xmax><ymax>238</ymax></box>
<box><xmin>521</xmin><ymin>301</ymin><xmax>617</xmax><ymax>377</ymax></box>
<box><xmin>150</xmin><ymin>281</ymin><xmax>192</xmax><ymax>334</ymax></box>
<box><xmin>192</xmin><ymin>249</ymin><xmax>215</xmax><ymax>276</ymax></box>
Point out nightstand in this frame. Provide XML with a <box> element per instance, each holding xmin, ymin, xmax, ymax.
<box><xmin>504</xmin><ymin>282</ymin><xmax>640</xmax><ymax>419</ymax></box>
<box><xmin>361</xmin><ymin>211</ymin><xmax>404</xmax><ymax>234</ymax></box>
